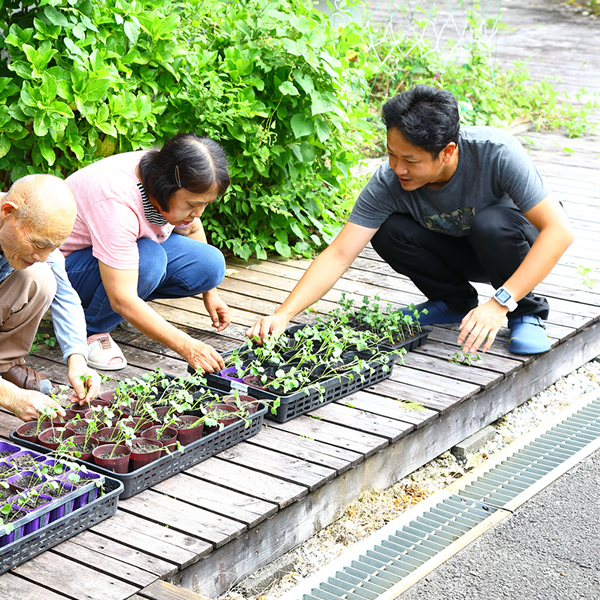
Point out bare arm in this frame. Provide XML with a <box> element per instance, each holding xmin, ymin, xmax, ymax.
<box><xmin>247</xmin><ymin>222</ymin><xmax>379</xmax><ymax>340</ymax></box>
<box><xmin>98</xmin><ymin>261</ymin><xmax>225</xmax><ymax>372</ymax></box>
<box><xmin>458</xmin><ymin>194</ymin><xmax>574</xmax><ymax>353</ymax></box>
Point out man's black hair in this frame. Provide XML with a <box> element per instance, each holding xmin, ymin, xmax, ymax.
<box><xmin>382</xmin><ymin>85</ymin><xmax>460</xmax><ymax>157</ymax></box>
<box><xmin>139</xmin><ymin>133</ymin><xmax>230</xmax><ymax>211</ymax></box>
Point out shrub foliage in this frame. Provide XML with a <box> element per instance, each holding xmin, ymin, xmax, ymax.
<box><xmin>0</xmin><ymin>0</ymin><xmax>373</xmax><ymax>259</ymax></box>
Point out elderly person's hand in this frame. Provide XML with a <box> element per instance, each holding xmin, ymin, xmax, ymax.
<box><xmin>181</xmin><ymin>339</ymin><xmax>225</xmax><ymax>374</ymax></box>
<box><xmin>7</xmin><ymin>387</ymin><xmax>65</xmax><ymax>422</ymax></box>
<box><xmin>67</xmin><ymin>354</ymin><xmax>101</xmax><ymax>404</ymax></box>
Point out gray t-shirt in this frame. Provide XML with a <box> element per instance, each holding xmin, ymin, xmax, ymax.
<box><xmin>350</xmin><ymin>126</ymin><xmax>550</xmax><ymax>237</ymax></box>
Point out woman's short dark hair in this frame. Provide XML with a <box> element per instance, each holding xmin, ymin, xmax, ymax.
<box><xmin>138</xmin><ymin>133</ymin><xmax>230</xmax><ymax>211</ymax></box>
<box><xmin>382</xmin><ymin>85</ymin><xmax>460</xmax><ymax>158</ymax></box>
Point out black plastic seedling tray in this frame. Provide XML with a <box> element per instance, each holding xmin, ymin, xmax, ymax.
<box><xmin>205</xmin><ymin>349</ymin><xmax>397</xmax><ymax>423</ymax></box>
<box><xmin>11</xmin><ymin>402</ymin><xmax>267</xmax><ymax>499</ymax></box>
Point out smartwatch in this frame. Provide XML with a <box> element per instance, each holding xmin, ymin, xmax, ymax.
<box><xmin>493</xmin><ymin>287</ymin><xmax>518</xmax><ymax>312</ymax></box>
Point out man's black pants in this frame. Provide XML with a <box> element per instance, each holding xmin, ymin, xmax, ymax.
<box><xmin>370</xmin><ymin>205</ymin><xmax>549</xmax><ymax>319</ymax></box>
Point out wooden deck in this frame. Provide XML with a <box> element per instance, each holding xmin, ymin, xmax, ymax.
<box><xmin>1</xmin><ymin>1</ymin><xmax>600</xmax><ymax>598</ymax></box>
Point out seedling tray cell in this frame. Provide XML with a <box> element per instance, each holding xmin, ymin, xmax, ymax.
<box><xmin>382</xmin><ymin>327</ymin><xmax>431</xmax><ymax>352</ymax></box>
<box><xmin>0</xmin><ymin>475</ymin><xmax>122</xmax><ymax>575</ymax></box>
<box><xmin>11</xmin><ymin>403</ymin><xmax>267</xmax><ymax>499</ymax></box>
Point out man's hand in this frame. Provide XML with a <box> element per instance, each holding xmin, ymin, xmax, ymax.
<box><xmin>203</xmin><ymin>290</ymin><xmax>231</xmax><ymax>332</ymax></box>
<box><xmin>10</xmin><ymin>388</ymin><xmax>65</xmax><ymax>422</ymax></box>
<box><xmin>182</xmin><ymin>339</ymin><xmax>225</xmax><ymax>373</ymax></box>
<box><xmin>246</xmin><ymin>313</ymin><xmax>290</xmax><ymax>343</ymax></box>
<box><xmin>67</xmin><ymin>354</ymin><xmax>101</xmax><ymax>404</ymax></box>
<box><xmin>457</xmin><ymin>299</ymin><xmax>509</xmax><ymax>353</ymax></box>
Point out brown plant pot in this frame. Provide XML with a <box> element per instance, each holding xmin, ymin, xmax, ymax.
<box><xmin>222</xmin><ymin>394</ymin><xmax>260</xmax><ymax>415</ymax></box>
<box><xmin>172</xmin><ymin>416</ymin><xmax>204</xmax><ymax>445</ymax></box>
<box><xmin>15</xmin><ymin>421</ymin><xmax>52</xmax><ymax>444</ymax></box>
<box><xmin>129</xmin><ymin>437</ymin><xmax>163</xmax><ymax>471</ymax></box>
<box><xmin>98</xmin><ymin>390</ymin><xmax>117</xmax><ymax>404</ymax></box>
<box><xmin>37</xmin><ymin>427</ymin><xmax>74</xmax><ymax>450</ymax></box>
<box><xmin>65</xmin><ymin>418</ymin><xmax>92</xmax><ymax>436</ymax></box>
<box><xmin>141</xmin><ymin>426</ymin><xmax>177</xmax><ymax>446</ymax></box>
<box><xmin>66</xmin><ymin>435</ymin><xmax>98</xmax><ymax>462</ymax></box>
<box><xmin>92</xmin><ymin>443</ymin><xmax>131</xmax><ymax>474</ymax></box>
<box><xmin>90</xmin><ymin>398</ymin><xmax>111</xmax><ymax>409</ymax></box>
<box><xmin>204</xmin><ymin>403</ymin><xmax>240</xmax><ymax>435</ymax></box>
<box><xmin>119</xmin><ymin>416</ymin><xmax>156</xmax><ymax>435</ymax></box>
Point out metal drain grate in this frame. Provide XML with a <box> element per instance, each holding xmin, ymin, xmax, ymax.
<box><xmin>299</xmin><ymin>495</ymin><xmax>497</xmax><ymax>600</ymax></box>
<box><xmin>284</xmin><ymin>393</ymin><xmax>600</xmax><ymax>600</ymax></box>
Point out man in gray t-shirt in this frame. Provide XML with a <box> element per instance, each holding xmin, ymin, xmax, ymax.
<box><xmin>248</xmin><ymin>85</ymin><xmax>574</xmax><ymax>356</ymax></box>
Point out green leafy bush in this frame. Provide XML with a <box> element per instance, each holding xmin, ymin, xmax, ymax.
<box><xmin>0</xmin><ymin>0</ymin><xmax>374</xmax><ymax>259</ymax></box>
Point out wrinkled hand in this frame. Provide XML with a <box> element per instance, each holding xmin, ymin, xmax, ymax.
<box><xmin>68</xmin><ymin>354</ymin><xmax>101</xmax><ymax>404</ymax></box>
<box><xmin>11</xmin><ymin>389</ymin><xmax>65</xmax><ymax>422</ymax></box>
<box><xmin>246</xmin><ymin>313</ymin><xmax>290</xmax><ymax>344</ymax></box>
<box><xmin>183</xmin><ymin>339</ymin><xmax>225</xmax><ymax>373</ymax></box>
<box><xmin>203</xmin><ymin>290</ymin><xmax>231</xmax><ymax>332</ymax></box>
<box><xmin>457</xmin><ymin>299</ymin><xmax>509</xmax><ymax>353</ymax></box>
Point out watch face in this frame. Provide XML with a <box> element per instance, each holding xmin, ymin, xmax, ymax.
<box><xmin>496</xmin><ymin>289</ymin><xmax>511</xmax><ymax>303</ymax></box>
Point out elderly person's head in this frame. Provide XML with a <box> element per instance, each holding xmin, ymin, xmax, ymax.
<box><xmin>138</xmin><ymin>133</ymin><xmax>230</xmax><ymax>227</ymax></box>
<box><xmin>0</xmin><ymin>174</ymin><xmax>76</xmax><ymax>269</ymax></box>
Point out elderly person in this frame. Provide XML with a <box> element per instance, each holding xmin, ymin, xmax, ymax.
<box><xmin>0</xmin><ymin>175</ymin><xmax>100</xmax><ymax>421</ymax></box>
<box><xmin>61</xmin><ymin>133</ymin><xmax>231</xmax><ymax>372</ymax></box>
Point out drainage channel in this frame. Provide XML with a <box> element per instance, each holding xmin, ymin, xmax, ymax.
<box><xmin>281</xmin><ymin>391</ymin><xmax>600</xmax><ymax>600</ymax></box>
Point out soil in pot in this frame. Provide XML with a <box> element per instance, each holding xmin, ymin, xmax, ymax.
<box><xmin>38</xmin><ymin>428</ymin><xmax>74</xmax><ymax>450</ymax></box>
<box><xmin>65</xmin><ymin>419</ymin><xmax>92</xmax><ymax>435</ymax></box>
<box><xmin>91</xmin><ymin>427</ymin><xmax>123</xmax><ymax>446</ymax></box>
<box><xmin>8</xmin><ymin>453</ymin><xmax>44</xmax><ymax>470</ymax></box>
<box><xmin>8</xmin><ymin>472</ymin><xmax>44</xmax><ymax>492</ymax></box>
<box><xmin>15</xmin><ymin>421</ymin><xmax>52</xmax><ymax>443</ymax></box>
<box><xmin>0</xmin><ymin>486</ymin><xmax>12</xmax><ymax>502</ymax></box>
<box><xmin>92</xmin><ymin>443</ymin><xmax>131</xmax><ymax>474</ymax></box>
<box><xmin>222</xmin><ymin>394</ymin><xmax>260</xmax><ymax>415</ymax></box>
<box><xmin>65</xmin><ymin>435</ymin><xmax>98</xmax><ymax>462</ymax></box>
<box><xmin>242</xmin><ymin>374</ymin><xmax>275</xmax><ymax>390</ymax></box>
<box><xmin>203</xmin><ymin>404</ymin><xmax>241</xmax><ymax>435</ymax></box>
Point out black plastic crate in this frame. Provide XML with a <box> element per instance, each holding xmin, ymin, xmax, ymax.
<box><xmin>0</xmin><ymin>475</ymin><xmax>122</xmax><ymax>574</ymax></box>
<box><xmin>10</xmin><ymin>403</ymin><xmax>267</xmax><ymax>499</ymax></box>
<box><xmin>205</xmin><ymin>350</ymin><xmax>396</xmax><ymax>423</ymax></box>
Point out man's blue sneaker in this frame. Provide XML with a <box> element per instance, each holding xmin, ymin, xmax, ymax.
<box><xmin>401</xmin><ymin>300</ymin><xmax>467</xmax><ymax>325</ymax></box>
<box><xmin>508</xmin><ymin>315</ymin><xmax>550</xmax><ymax>355</ymax></box>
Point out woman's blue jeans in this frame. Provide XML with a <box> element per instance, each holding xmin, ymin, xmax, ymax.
<box><xmin>65</xmin><ymin>234</ymin><xmax>226</xmax><ymax>336</ymax></box>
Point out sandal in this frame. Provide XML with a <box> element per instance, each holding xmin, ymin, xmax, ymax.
<box><xmin>87</xmin><ymin>333</ymin><xmax>127</xmax><ymax>371</ymax></box>
<box><xmin>2</xmin><ymin>365</ymin><xmax>57</xmax><ymax>395</ymax></box>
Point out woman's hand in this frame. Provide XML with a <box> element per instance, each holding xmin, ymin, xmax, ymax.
<box><xmin>203</xmin><ymin>290</ymin><xmax>230</xmax><ymax>332</ymax></box>
<box><xmin>182</xmin><ymin>339</ymin><xmax>225</xmax><ymax>373</ymax></box>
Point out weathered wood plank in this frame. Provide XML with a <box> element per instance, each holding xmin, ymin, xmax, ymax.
<box><xmin>51</xmin><ymin>537</ymin><xmax>161</xmax><ymax>587</ymax></box>
<box><xmin>186</xmin><ymin>457</ymin><xmax>308</xmax><ymax>508</ymax></box>
<box><xmin>13</xmin><ymin>551</ymin><xmax>139</xmax><ymax>600</ymax></box>
<box><xmin>119</xmin><ymin>490</ymin><xmax>246</xmax><ymax>548</ymax></box>
<box><xmin>247</xmin><ymin>424</ymin><xmax>364</xmax><ymax>472</ymax></box>
<box><xmin>267</xmin><ymin>415</ymin><xmax>389</xmax><ymax>457</ymax></box>
<box><xmin>90</xmin><ymin>510</ymin><xmax>210</xmax><ymax>570</ymax></box>
<box><xmin>368</xmin><ymin>378</ymin><xmax>459</xmax><ymax>412</ymax></box>
<box><xmin>217</xmin><ymin>441</ymin><xmax>337</xmax><ymax>492</ymax></box>
<box><xmin>390</xmin><ymin>365</ymin><xmax>480</xmax><ymax>399</ymax></box>
<box><xmin>308</xmin><ymin>401</ymin><xmax>414</xmax><ymax>443</ymax></box>
<box><xmin>341</xmin><ymin>390</ymin><xmax>438</xmax><ymax>429</ymax></box>
<box><xmin>150</xmin><ymin>473</ymin><xmax>278</xmax><ymax>528</ymax></box>
<box><xmin>0</xmin><ymin>573</ymin><xmax>71</xmax><ymax>600</ymax></box>
<box><xmin>139</xmin><ymin>579</ymin><xmax>209</xmax><ymax>600</ymax></box>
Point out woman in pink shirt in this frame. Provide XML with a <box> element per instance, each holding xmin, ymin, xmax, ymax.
<box><xmin>62</xmin><ymin>133</ymin><xmax>230</xmax><ymax>373</ymax></box>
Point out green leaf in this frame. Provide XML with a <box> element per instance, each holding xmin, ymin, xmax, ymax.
<box><xmin>315</xmin><ymin>118</ymin><xmax>331</xmax><ymax>143</ymax></box>
<box><xmin>290</xmin><ymin>113</ymin><xmax>314</xmax><ymax>138</ymax></box>
<box><xmin>124</xmin><ymin>20</ymin><xmax>140</xmax><ymax>46</ymax></box>
<box><xmin>82</xmin><ymin>79</ymin><xmax>111</xmax><ymax>103</ymax></box>
<box><xmin>279</xmin><ymin>81</ymin><xmax>299</xmax><ymax>96</ymax></box>
<box><xmin>39</xmin><ymin>140</ymin><xmax>56</xmax><ymax>165</ymax></box>
<box><xmin>310</xmin><ymin>91</ymin><xmax>332</xmax><ymax>116</ymax></box>
<box><xmin>44</xmin><ymin>6</ymin><xmax>69</xmax><ymax>28</ymax></box>
<box><xmin>294</xmin><ymin>72</ymin><xmax>314</xmax><ymax>94</ymax></box>
<box><xmin>64</xmin><ymin>38</ymin><xmax>83</xmax><ymax>56</ymax></box>
<box><xmin>0</xmin><ymin>134</ymin><xmax>10</xmax><ymax>159</ymax></box>
<box><xmin>274</xmin><ymin>241</ymin><xmax>291</xmax><ymax>257</ymax></box>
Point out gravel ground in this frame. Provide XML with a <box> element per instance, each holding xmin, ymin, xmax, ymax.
<box><xmin>219</xmin><ymin>355</ymin><xmax>600</xmax><ymax>600</ymax></box>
